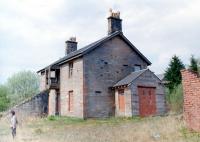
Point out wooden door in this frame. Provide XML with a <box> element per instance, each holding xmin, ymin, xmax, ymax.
<box><xmin>118</xmin><ymin>89</ymin><xmax>125</xmax><ymax>112</ymax></box>
<box><xmin>138</xmin><ymin>86</ymin><xmax>156</xmax><ymax>117</ymax></box>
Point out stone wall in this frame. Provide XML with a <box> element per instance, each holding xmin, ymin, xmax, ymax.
<box><xmin>181</xmin><ymin>69</ymin><xmax>200</xmax><ymax>131</ymax></box>
<box><xmin>59</xmin><ymin>58</ymin><xmax>84</xmax><ymax>118</ymax></box>
<box><xmin>83</xmin><ymin>36</ymin><xmax>148</xmax><ymax>118</ymax></box>
<box><xmin>48</xmin><ymin>89</ymin><xmax>56</xmax><ymax>115</ymax></box>
<box><xmin>6</xmin><ymin>91</ymin><xmax>48</xmax><ymax>121</ymax></box>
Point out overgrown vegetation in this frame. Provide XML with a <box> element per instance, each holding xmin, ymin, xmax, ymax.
<box><xmin>45</xmin><ymin>116</ymin><xmax>142</xmax><ymax>125</ymax></box>
<box><xmin>1</xmin><ymin>115</ymin><xmax>199</xmax><ymax>142</ymax></box>
<box><xmin>0</xmin><ymin>70</ymin><xmax>39</xmax><ymax>112</ymax></box>
<box><xmin>164</xmin><ymin>55</ymin><xmax>200</xmax><ymax>113</ymax></box>
<box><xmin>165</xmin><ymin>84</ymin><xmax>183</xmax><ymax>113</ymax></box>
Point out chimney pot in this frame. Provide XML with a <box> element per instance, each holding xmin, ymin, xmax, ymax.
<box><xmin>107</xmin><ymin>9</ymin><xmax>122</xmax><ymax>35</ymax></box>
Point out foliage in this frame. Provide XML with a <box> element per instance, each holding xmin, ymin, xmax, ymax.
<box><xmin>164</xmin><ymin>55</ymin><xmax>185</xmax><ymax>92</ymax></box>
<box><xmin>6</xmin><ymin>71</ymin><xmax>39</xmax><ymax>106</ymax></box>
<box><xmin>180</xmin><ymin>126</ymin><xmax>200</xmax><ymax>140</ymax></box>
<box><xmin>0</xmin><ymin>85</ymin><xmax>10</xmax><ymax>112</ymax></box>
<box><xmin>47</xmin><ymin>115</ymin><xmax>56</xmax><ymax>121</ymax></box>
<box><xmin>198</xmin><ymin>58</ymin><xmax>200</xmax><ymax>73</ymax></box>
<box><xmin>165</xmin><ymin>84</ymin><xmax>183</xmax><ymax>113</ymax></box>
<box><xmin>189</xmin><ymin>55</ymin><xmax>198</xmax><ymax>72</ymax></box>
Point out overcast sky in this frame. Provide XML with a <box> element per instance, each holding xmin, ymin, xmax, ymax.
<box><xmin>0</xmin><ymin>0</ymin><xmax>199</xmax><ymax>83</ymax></box>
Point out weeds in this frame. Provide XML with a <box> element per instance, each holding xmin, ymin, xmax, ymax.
<box><xmin>180</xmin><ymin>126</ymin><xmax>200</xmax><ymax>140</ymax></box>
<box><xmin>166</xmin><ymin>84</ymin><xmax>183</xmax><ymax>113</ymax></box>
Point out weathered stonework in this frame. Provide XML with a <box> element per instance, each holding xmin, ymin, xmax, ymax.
<box><xmin>130</xmin><ymin>70</ymin><xmax>165</xmax><ymax>116</ymax></box>
<box><xmin>6</xmin><ymin>91</ymin><xmax>48</xmax><ymax>121</ymax></box>
<box><xmin>59</xmin><ymin>58</ymin><xmax>84</xmax><ymax>118</ymax></box>
<box><xmin>181</xmin><ymin>69</ymin><xmax>200</xmax><ymax>131</ymax></box>
<box><xmin>83</xmin><ymin>36</ymin><xmax>148</xmax><ymax>118</ymax></box>
<box><xmin>115</xmin><ymin>69</ymin><xmax>165</xmax><ymax>117</ymax></box>
<box><xmin>39</xmin><ymin>73</ymin><xmax>46</xmax><ymax>91</ymax></box>
<box><xmin>48</xmin><ymin>89</ymin><xmax>56</xmax><ymax>115</ymax></box>
<box><xmin>37</xmin><ymin>12</ymin><xmax>165</xmax><ymax>119</ymax></box>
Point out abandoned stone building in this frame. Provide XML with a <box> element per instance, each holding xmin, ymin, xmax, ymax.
<box><xmin>38</xmin><ymin>11</ymin><xmax>166</xmax><ymax>118</ymax></box>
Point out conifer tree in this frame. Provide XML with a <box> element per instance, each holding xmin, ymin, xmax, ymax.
<box><xmin>189</xmin><ymin>55</ymin><xmax>198</xmax><ymax>72</ymax></box>
<box><xmin>164</xmin><ymin>55</ymin><xmax>185</xmax><ymax>92</ymax></box>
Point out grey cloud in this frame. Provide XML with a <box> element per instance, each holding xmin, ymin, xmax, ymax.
<box><xmin>0</xmin><ymin>0</ymin><xmax>199</xmax><ymax>83</ymax></box>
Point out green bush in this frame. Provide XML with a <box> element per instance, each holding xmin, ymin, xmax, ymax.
<box><xmin>0</xmin><ymin>85</ymin><xmax>10</xmax><ymax>112</ymax></box>
<box><xmin>48</xmin><ymin>115</ymin><xmax>56</xmax><ymax>121</ymax></box>
<box><xmin>166</xmin><ymin>84</ymin><xmax>183</xmax><ymax>113</ymax></box>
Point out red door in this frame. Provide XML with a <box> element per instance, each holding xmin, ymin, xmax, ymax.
<box><xmin>118</xmin><ymin>89</ymin><xmax>125</xmax><ymax>112</ymax></box>
<box><xmin>138</xmin><ymin>86</ymin><xmax>156</xmax><ymax>117</ymax></box>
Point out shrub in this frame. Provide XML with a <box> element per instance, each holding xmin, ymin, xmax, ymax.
<box><xmin>166</xmin><ymin>84</ymin><xmax>183</xmax><ymax>113</ymax></box>
<box><xmin>0</xmin><ymin>85</ymin><xmax>10</xmax><ymax>112</ymax></box>
<box><xmin>48</xmin><ymin>115</ymin><xmax>56</xmax><ymax>121</ymax></box>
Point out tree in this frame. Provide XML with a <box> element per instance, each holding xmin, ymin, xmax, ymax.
<box><xmin>7</xmin><ymin>71</ymin><xmax>39</xmax><ymax>105</ymax></box>
<box><xmin>164</xmin><ymin>55</ymin><xmax>185</xmax><ymax>92</ymax></box>
<box><xmin>189</xmin><ymin>55</ymin><xmax>198</xmax><ymax>72</ymax></box>
<box><xmin>0</xmin><ymin>85</ymin><xmax>10</xmax><ymax>112</ymax></box>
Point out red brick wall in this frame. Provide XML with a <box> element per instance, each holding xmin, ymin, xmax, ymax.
<box><xmin>181</xmin><ymin>69</ymin><xmax>200</xmax><ymax>131</ymax></box>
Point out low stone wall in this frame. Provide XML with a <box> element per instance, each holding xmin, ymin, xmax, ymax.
<box><xmin>4</xmin><ymin>91</ymin><xmax>49</xmax><ymax>122</ymax></box>
<box><xmin>181</xmin><ymin>69</ymin><xmax>200</xmax><ymax>131</ymax></box>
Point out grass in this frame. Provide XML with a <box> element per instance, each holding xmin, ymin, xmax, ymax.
<box><xmin>0</xmin><ymin>114</ymin><xmax>200</xmax><ymax>142</ymax></box>
<box><xmin>166</xmin><ymin>84</ymin><xmax>183</xmax><ymax>113</ymax></box>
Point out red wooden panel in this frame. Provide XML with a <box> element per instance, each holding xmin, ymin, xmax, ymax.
<box><xmin>118</xmin><ymin>89</ymin><xmax>125</xmax><ymax>112</ymax></box>
<box><xmin>138</xmin><ymin>87</ymin><xmax>156</xmax><ymax>117</ymax></box>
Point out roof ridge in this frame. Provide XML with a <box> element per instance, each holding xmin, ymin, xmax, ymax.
<box><xmin>113</xmin><ymin>68</ymin><xmax>149</xmax><ymax>87</ymax></box>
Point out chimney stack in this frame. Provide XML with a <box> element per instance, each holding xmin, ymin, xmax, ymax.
<box><xmin>65</xmin><ymin>37</ymin><xmax>77</xmax><ymax>55</ymax></box>
<box><xmin>107</xmin><ymin>9</ymin><xmax>122</xmax><ymax>35</ymax></box>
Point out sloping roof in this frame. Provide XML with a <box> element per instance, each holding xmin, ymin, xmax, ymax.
<box><xmin>37</xmin><ymin>31</ymin><xmax>151</xmax><ymax>72</ymax></box>
<box><xmin>157</xmin><ymin>74</ymin><xmax>165</xmax><ymax>81</ymax></box>
<box><xmin>113</xmin><ymin>69</ymin><xmax>149</xmax><ymax>87</ymax></box>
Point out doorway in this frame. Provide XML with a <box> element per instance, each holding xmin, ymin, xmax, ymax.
<box><xmin>138</xmin><ymin>86</ymin><xmax>156</xmax><ymax>117</ymax></box>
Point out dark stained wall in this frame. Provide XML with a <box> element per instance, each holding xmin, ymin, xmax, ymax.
<box><xmin>83</xmin><ymin>36</ymin><xmax>148</xmax><ymax>118</ymax></box>
<box><xmin>130</xmin><ymin>70</ymin><xmax>166</xmax><ymax>116</ymax></box>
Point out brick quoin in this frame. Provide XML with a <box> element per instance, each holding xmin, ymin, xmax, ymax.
<box><xmin>181</xmin><ymin>69</ymin><xmax>200</xmax><ymax>131</ymax></box>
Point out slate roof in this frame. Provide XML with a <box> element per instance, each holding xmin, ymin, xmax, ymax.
<box><xmin>113</xmin><ymin>69</ymin><xmax>149</xmax><ymax>87</ymax></box>
<box><xmin>37</xmin><ymin>31</ymin><xmax>151</xmax><ymax>72</ymax></box>
<box><xmin>157</xmin><ymin>74</ymin><xmax>165</xmax><ymax>81</ymax></box>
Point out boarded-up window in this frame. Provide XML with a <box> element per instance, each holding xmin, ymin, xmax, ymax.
<box><xmin>50</xmin><ymin>71</ymin><xmax>56</xmax><ymax>78</ymax></box>
<box><xmin>68</xmin><ymin>91</ymin><xmax>73</xmax><ymax>111</ymax></box>
<box><xmin>69</xmin><ymin>62</ymin><xmax>73</xmax><ymax>78</ymax></box>
<box><xmin>118</xmin><ymin>89</ymin><xmax>125</xmax><ymax>112</ymax></box>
